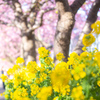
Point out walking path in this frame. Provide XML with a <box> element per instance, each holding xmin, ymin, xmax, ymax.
<box><xmin>0</xmin><ymin>89</ymin><xmax>5</xmax><ymax>100</ymax></box>
<box><xmin>0</xmin><ymin>79</ymin><xmax>5</xmax><ymax>100</ymax></box>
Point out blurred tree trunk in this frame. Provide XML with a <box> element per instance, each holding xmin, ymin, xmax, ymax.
<box><xmin>54</xmin><ymin>0</ymin><xmax>85</xmax><ymax>63</ymax></box>
<box><xmin>74</xmin><ymin>0</ymin><xmax>100</xmax><ymax>54</ymax></box>
<box><xmin>21</xmin><ymin>31</ymin><xmax>36</xmax><ymax>64</ymax></box>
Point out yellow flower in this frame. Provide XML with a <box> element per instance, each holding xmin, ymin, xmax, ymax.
<box><xmin>71</xmin><ymin>64</ymin><xmax>86</xmax><ymax>80</ymax></box>
<box><xmin>55</xmin><ymin>10</ymin><xmax>58</xmax><ymax>14</ymax></box>
<box><xmin>13</xmin><ymin>65</ymin><xmax>20</xmax><ymax>70</ymax></box>
<box><xmin>7</xmin><ymin>68</ymin><xmax>13</xmax><ymax>75</ymax></box>
<box><xmin>56</xmin><ymin>52</ymin><xmax>65</xmax><ymax>61</ymax></box>
<box><xmin>77</xmin><ymin>83</ymin><xmax>79</xmax><ymax>86</ymax></box>
<box><xmin>53</xmin><ymin>96</ymin><xmax>59</xmax><ymax>100</ymax></box>
<box><xmin>82</xmin><ymin>47</ymin><xmax>87</xmax><ymax>51</ymax></box>
<box><xmin>67</xmin><ymin>52</ymin><xmax>79</xmax><ymax>65</ymax></box>
<box><xmin>8</xmin><ymin>79</ymin><xmax>13</xmax><ymax>83</ymax></box>
<box><xmin>41</xmin><ymin>73</ymin><xmax>47</xmax><ymax>80</ymax></box>
<box><xmin>13</xmin><ymin>68</ymin><xmax>28</xmax><ymax>87</ymax></box>
<box><xmin>44</xmin><ymin>57</ymin><xmax>53</xmax><ymax>65</ymax></box>
<box><xmin>91</xmin><ymin>72</ymin><xmax>96</xmax><ymax>77</ymax></box>
<box><xmin>51</xmin><ymin>62</ymin><xmax>71</xmax><ymax>93</ymax></box>
<box><xmin>37</xmin><ymin>86</ymin><xmax>52</xmax><ymax>100</ymax></box>
<box><xmin>5</xmin><ymin>94</ymin><xmax>8</xmax><ymax>99</ymax></box>
<box><xmin>38</xmin><ymin>47</ymin><xmax>50</xmax><ymax>58</ymax></box>
<box><xmin>82</xmin><ymin>33</ymin><xmax>95</xmax><ymax>47</ymax></box>
<box><xmin>97</xmin><ymin>80</ymin><xmax>100</xmax><ymax>87</ymax></box>
<box><xmin>79</xmin><ymin>71</ymin><xmax>86</xmax><ymax>78</ymax></box>
<box><xmin>91</xmin><ymin>20</ymin><xmax>100</xmax><ymax>35</ymax></box>
<box><xmin>31</xmin><ymin>84</ymin><xmax>40</xmax><ymax>96</ymax></box>
<box><xmin>12</xmin><ymin>87</ymin><xmax>28</xmax><ymax>100</ymax></box>
<box><xmin>71</xmin><ymin>86</ymin><xmax>84</xmax><ymax>100</ymax></box>
<box><xmin>80</xmin><ymin>52</ymin><xmax>92</xmax><ymax>61</ymax></box>
<box><xmin>16</xmin><ymin>57</ymin><xmax>24</xmax><ymax>64</ymax></box>
<box><xmin>73</xmin><ymin>74</ymin><xmax>80</xmax><ymax>80</ymax></box>
<box><xmin>0</xmin><ymin>74</ymin><xmax>8</xmax><ymax>82</ymax></box>
<box><xmin>35</xmin><ymin>78</ymin><xmax>41</xmax><ymax>84</ymax></box>
<box><xmin>23</xmin><ymin>81</ymin><xmax>27</xmax><ymax>86</ymax></box>
<box><xmin>80</xmin><ymin>52</ymin><xmax>88</xmax><ymax>58</ymax></box>
<box><xmin>0</xmin><ymin>93</ymin><xmax>3</xmax><ymax>96</ymax></box>
<box><xmin>94</xmin><ymin>52</ymin><xmax>100</xmax><ymax>67</ymax></box>
<box><xmin>27</xmin><ymin>61</ymin><xmax>38</xmax><ymax>73</ymax></box>
<box><xmin>90</xmin><ymin>96</ymin><xmax>96</xmax><ymax>100</ymax></box>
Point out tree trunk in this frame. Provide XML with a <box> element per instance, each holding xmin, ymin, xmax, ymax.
<box><xmin>74</xmin><ymin>0</ymin><xmax>100</xmax><ymax>54</ymax></box>
<box><xmin>21</xmin><ymin>31</ymin><xmax>36</xmax><ymax>64</ymax></box>
<box><xmin>54</xmin><ymin>12</ymin><xmax>75</xmax><ymax>62</ymax></box>
<box><xmin>54</xmin><ymin>0</ymin><xmax>86</xmax><ymax>63</ymax></box>
<box><xmin>54</xmin><ymin>0</ymin><xmax>75</xmax><ymax>63</ymax></box>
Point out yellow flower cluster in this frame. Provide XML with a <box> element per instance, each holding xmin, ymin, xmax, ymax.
<box><xmin>71</xmin><ymin>86</ymin><xmax>84</xmax><ymax>100</ymax></box>
<box><xmin>31</xmin><ymin>84</ymin><xmax>40</xmax><ymax>96</ymax></box>
<box><xmin>16</xmin><ymin>57</ymin><xmax>24</xmax><ymax>64</ymax></box>
<box><xmin>53</xmin><ymin>96</ymin><xmax>59</xmax><ymax>100</ymax></box>
<box><xmin>37</xmin><ymin>86</ymin><xmax>52</xmax><ymax>100</ymax></box>
<box><xmin>38</xmin><ymin>47</ymin><xmax>50</xmax><ymax>58</ymax></box>
<box><xmin>82</xmin><ymin>46</ymin><xmax>87</xmax><ymax>51</ymax></box>
<box><xmin>56</xmin><ymin>52</ymin><xmax>65</xmax><ymax>61</ymax></box>
<box><xmin>0</xmin><ymin>74</ymin><xmax>8</xmax><ymax>82</ymax></box>
<box><xmin>67</xmin><ymin>46</ymin><xmax>100</xmax><ymax>99</ymax></box>
<box><xmin>94</xmin><ymin>51</ymin><xmax>100</xmax><ymax>67</ymax></box>
<box><xmin>67</xmin><ymin>52</ymin><xmax>79</xmax><ymax>66</ymax></box>
<box><xmin>90</xmin><ymin>96</ymin><xmax>96</xmax><ymax>100</ymax></box>
<box><xmin>91</xmin><ymin>20</ymin><xmax>100</xmax><ymax>35</ymax></box>
<box><xmin>1</xmin><ymin>46</ymin><xmax>100</xmax><ymax>100</ymax></box>
<box><xmin>82</xmin><ymin>33</ymin><xmax>95</xmax><ymax>47</ymax></box>
<box><xmin>11</xmin><ymin>87</ymin><xmax>29</xmax><ymax>100</ymax></box>
<box><xmin>71</xmin><ymin>64</ymin><xmax>86</xmax><ymax>80</ymax></box>
<box><xmin>44</xmin><ymin>57</ymin><xmax>53</xmax><ymax>65</ymax></box>
<box><xmin>27</xmin><ymin>61</ymin><xmax>39</xmax><ymax>73</ymax></box>
<box><xmin>51</xmin><ymin>62</ymin><xmax>71</xmax><ymax>95</ymax></box>
<box><xmin>7</xmin><ymin>65</ymin><xmax>20</xmax><ymax>75</ymax></box>
<box><xmin>97</xmin><ymin>80</ymin><xmax>100</xmax><ymax>87</ymax></box>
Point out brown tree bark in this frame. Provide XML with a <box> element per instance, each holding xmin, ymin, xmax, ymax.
<box><xmin>74</xmin><ymin>0</ymin><xmax>100</xmax><ymax>54</ymax></box>
<box><xmin>11</xmin><ymin>0</ymin><xmax>36</xmax><ymax>64</ymax></box>
<box><xmin>21</xmin><ymin>31</ymin><xmax>36</xmax><ymax>64</ymax></box>
<box><xmin>54</xmin><ymin>0</ymin><xmax>86</xmax><ymax>63</ymax></box>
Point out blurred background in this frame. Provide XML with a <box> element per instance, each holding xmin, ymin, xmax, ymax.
<box><xmin>0</xmin><ymin>0</ymin><xmax>100</xmax><ymax>95</ymax></box>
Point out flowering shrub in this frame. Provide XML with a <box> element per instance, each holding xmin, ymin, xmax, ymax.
<box><xmin>0</xmin><ymin>46</ymin><xmax>100</xmax><ymax>100</ymax></box>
